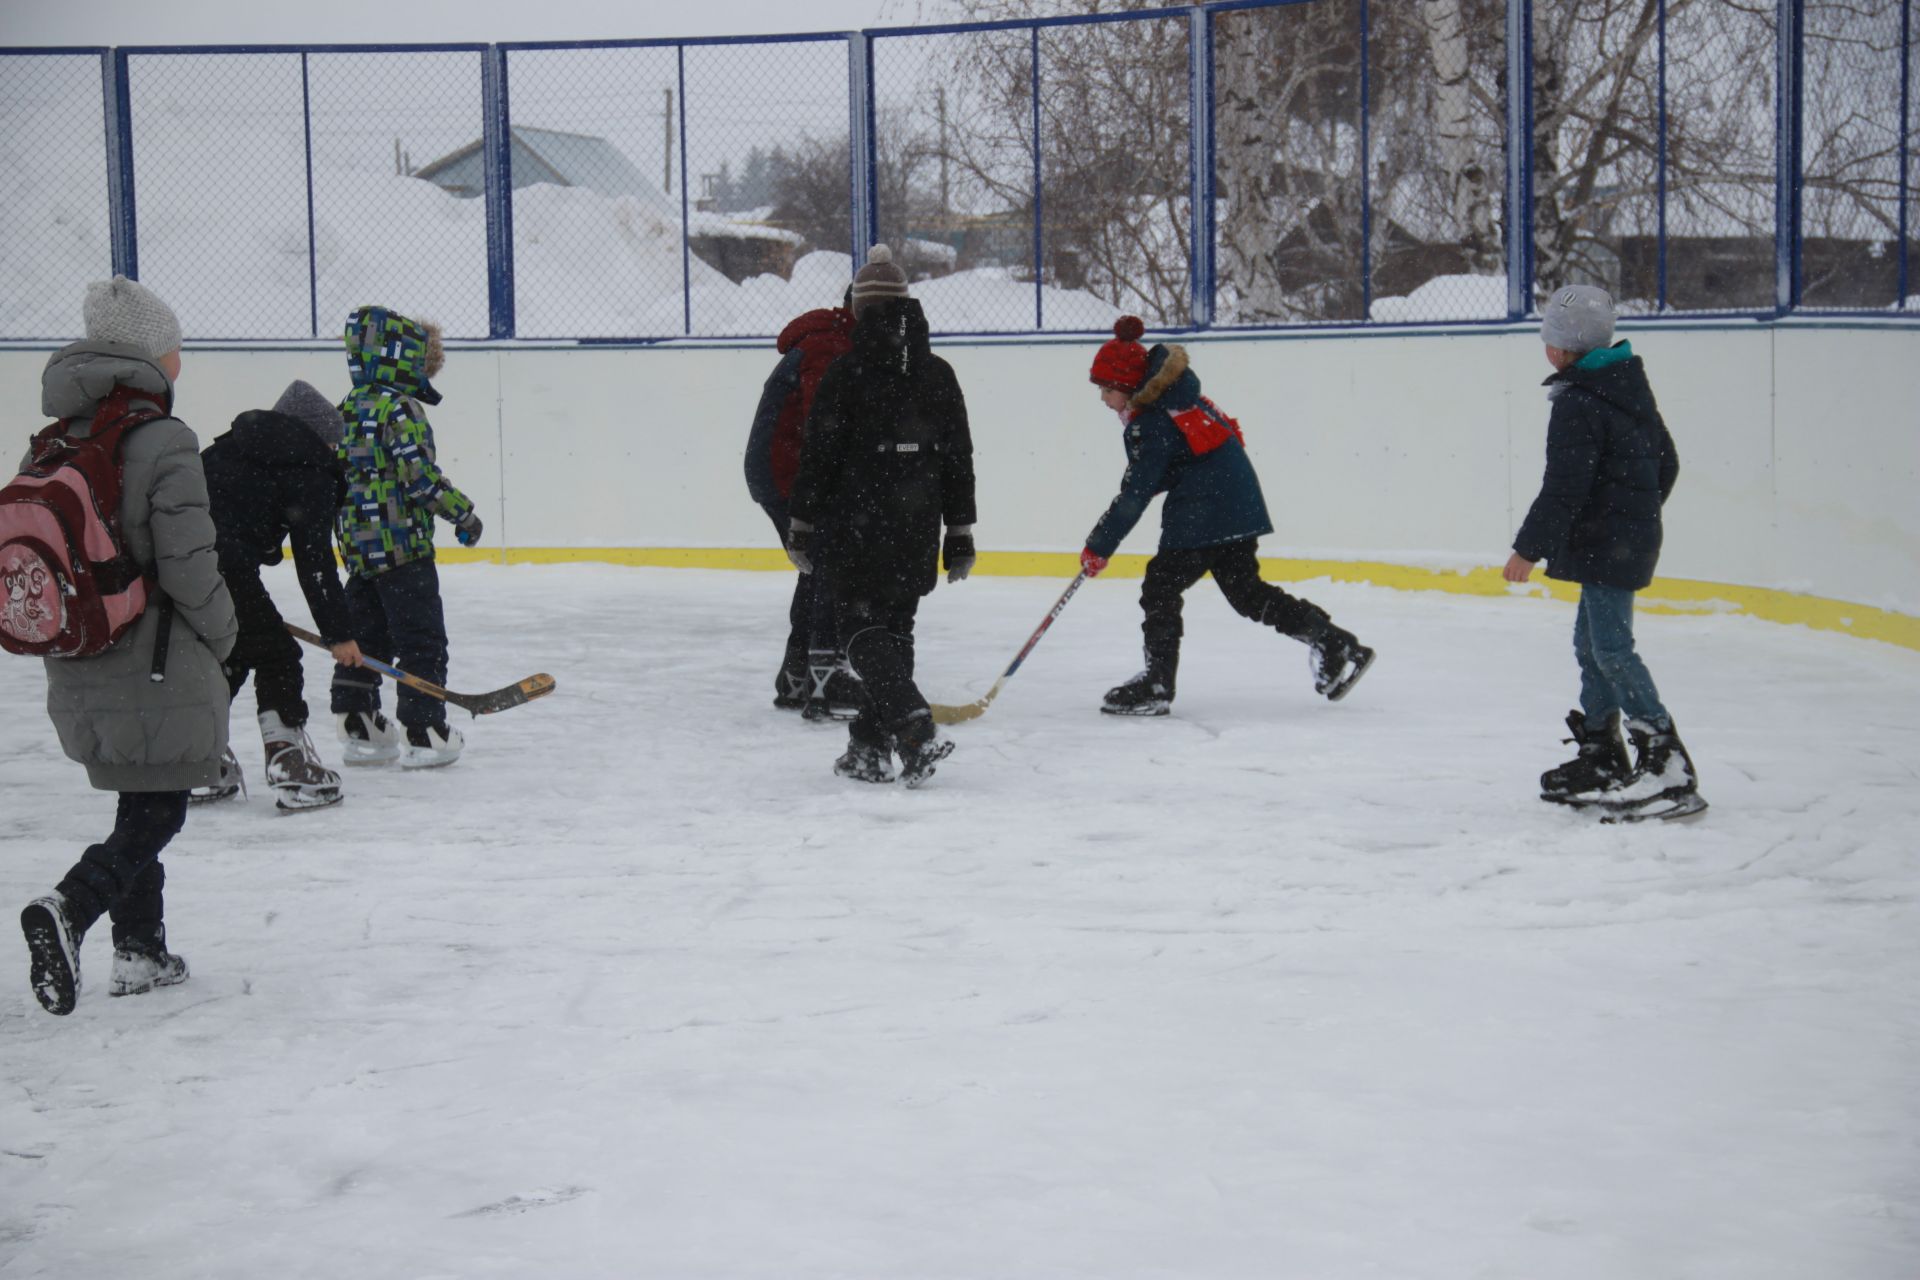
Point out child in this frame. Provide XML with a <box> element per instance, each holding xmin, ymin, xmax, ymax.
<box><xmin>198</xmin><ymin>379</ymin><xmax>364</xmax><ymax>810</ymax></box>
<box><xmin>1077</xmin><ymin>316</ymin><xmax>1373</xmax><ymax>715</ymax></box>
<box><xmin>331</xmin><ymin>306</ymin><xmax>481</xmax><ymax>769</ymax></box>
<box><xmin>1504</xmin><ymin>285</ymin><xmax>1703</xmax><ymax>819</ymax></box>
<box><xmin>787</xmin><ymin>246</ymin><xmax>976</xmax><ymax>787</ymax></box>
<box><xmin>16</xmin><ymin>277</ymin><xmax>237</xmax><ymax>1015</ymax></box>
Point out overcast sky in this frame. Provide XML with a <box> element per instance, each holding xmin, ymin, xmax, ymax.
<box><xmin>2</xmin><ymin>0</ymin><xmax>973</xmax><ymax>46</ymax></box>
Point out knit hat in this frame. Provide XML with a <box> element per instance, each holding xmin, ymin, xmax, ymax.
<box><xmin>82</xmin><ymin>275</ymin><xmax>182</xmax><ymax>360</ymax></box>
<box><xmin>273</xmin><ymin>379</ymin><xmax>344</xmax><ymax>450</ymax></box>
<box><xmin>1540</xmin><ymin>284</ymin><xmax>1616</xmax><ymax>355</ymax></box>
<box><xmin>850</xmin><ymin>244</ymin><xmax>909</xmax><ymax>317</ymax></box>
<box><xmin>1089</xmin><ymin>316</ymin><xmax>1150</xmax><ymax>392</ymax></box>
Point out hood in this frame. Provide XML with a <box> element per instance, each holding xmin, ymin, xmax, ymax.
<box><xmin>1545</xmin><ymin>341</ymin><xmax>1654</xmax><ymax>416</ymax></box>
<box><xmin>848</xmin><ymin>296</ymin><xmax>932</xmax><ymax>376</ymax></box>
<box><xmin>777</xmin><ymin>307</ymin><xmax>855</xmax><ymax>356</ymax></box>
<box><xmin>344</xmin><ymin>305</ymin><xmax>441</xmax><ymax>403</ymax></box>
<box><xmin>41</xmin><ymin>341</ymin><xmax>174</xmax><ymax>426</ymax></box>
<box><xmin>1130</xmin><ymin>344</ymin><xmax>1201</xmax><ymax>412</ymax></box>
<box><xmin>220</xmin><ymin>409</ymin><xmax>341</xmax><ymax>473</ymax></box>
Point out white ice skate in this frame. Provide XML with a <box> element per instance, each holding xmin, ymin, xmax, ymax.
<box><xmin>401</xmin><ymin>723</ymin><xmax>465</xmax><ymax>770</ymax></box>
<box><xmin>261</xmin><ymin>712</ymin><xmax>343</xmax><ymax>811</ymax></box>
<box><xmin>187</xmin><ymin>747</ymin><xmax>246</xmax><ymax>804</ymax></box>
<box><xmin>337</xmin><ymin>710</ymin><xmax>402</xmax><ymax>766</ymax></box>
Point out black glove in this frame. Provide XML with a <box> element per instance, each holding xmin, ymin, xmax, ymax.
<box><xmin>455</xmin><ymin>511</ymin><xmax>484</xmax><ymax>548</ymax></box>
<box><xmin>786</xmin><ymin>518</ymin><xmax>814</xmax><ymax>575</ymax></box>
<box><xmin>942</xmin><ymin>526</ymin><xmax>975</xmax><ymax>583</ymax></box>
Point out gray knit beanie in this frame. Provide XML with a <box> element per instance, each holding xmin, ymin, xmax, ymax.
<box><xmin>82</xmin><ymin>275</ymin><xmax>182</xmax><ymax>359</ymax></box>
<box><xmin>273</xmin><ymin>379</ymin><xmax>345</xmax><ymax>449</ymax></box>
<box><xmin>850</xmin><ymin>244</ymin><xmax>910</xmax><ymax>317</ymax></box>
<box><xmin>1539</xmin><ymin>284</ymin><xmax>1616</xmax><ymax>355</ymax></box>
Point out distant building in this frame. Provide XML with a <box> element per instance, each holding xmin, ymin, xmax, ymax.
<box><xmin>414</xmin><ymin>125</ymin><xmax>661</xmax><ymax>202</ymax></box>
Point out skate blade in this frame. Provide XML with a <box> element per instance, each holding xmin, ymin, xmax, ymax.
<box><xmin>1101</xmin><ymin>703</ymin><xmax>1171</xmax><ymax>717</ymax></box>
<box><xmin>187</xmin><ymin>787</ymin><xmax>244</xmax><ymax>806</ymax></box>
<box><xmin>274</xmin><ymin>788</ymin><xmax>344</xmax><ymax>813</ymax></box>
<box><xmin>1598</xmin><ymin>793</ymin><xmax>1709</xmax><ymax>824</ymax></box>
<box><xmin>1322</xmin><ymin>647</ymin><xmax>1377</xmax><ymax>702</ymax></box>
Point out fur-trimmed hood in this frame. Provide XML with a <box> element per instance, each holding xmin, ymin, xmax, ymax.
<box><xmin>1129</xmin><ymin>344</ymin><xmax>1198</xmax><ymax>412</ymax></box>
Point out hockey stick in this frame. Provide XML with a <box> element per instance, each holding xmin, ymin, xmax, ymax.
<box><xmin>930</xmin><ymin>571</ymin><xmax>1087</xmax><ymax>725</ymax></box>
<box><xmin>284</xmin><ymin>623</ymin><xmax>556</xmax><ymax>717</ymax></box>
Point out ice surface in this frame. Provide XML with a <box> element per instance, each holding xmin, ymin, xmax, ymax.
<box><xmin>3</xmin><ymin>565</ymin><xmax>1917</xmax><ymax>1278</ymax></box>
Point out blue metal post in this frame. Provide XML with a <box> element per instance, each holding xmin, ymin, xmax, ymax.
<box><xmin>301</xmin><ymin>52</ymin><xmax>319</xmax><ymax>338</ymax></box>
<box><xmin>1187</xmin><ymin>5</ymin><xmax>1214</xmax><ymax>328</ymax></box>
<box><xmin>1775</xmin><ymin>0</ymin><xmax>1803</xmax><ymax>312</ymax></box>
<box><xmin>1900</xmin><ymin>0</ymin><xmax>1911</xmax><ymax>309</ymax></box>
<box><xmin>1358</xmin><ymin>0</ymin><xmax>1373</xmax><ymax>320</ymax></box>
<box><xmin>848</xmin><ymin>33</ymin><xmax>875</xmax><ymax>261</ymax></box>
<box><xmin>678</xmin><ymin>45</ymin><xmax>692</xmax><ymax>336</ymax></box>
<box><xmin>481</xmin><ymin>47</ymin><xmax>516</xmax><ymax>339</ymax></box>
<box><xmin>1031</xmin><ymin>26</ymin><xmax>1044</xmax><ymax>330</ymax></box>
<box><xmin>1656</xmin><ymin>0</ymin><xmax>1668</xmax><ymax>310</ymax></box>
<box><xmin>103</xmin><ymin>50</ymin><xmax>138</xmax><ymax>280</ymax></box>
<box><xmin>1504</xmin><ymin>0</ymin><xmax>1532</xmax><ymax>319</ymax></box>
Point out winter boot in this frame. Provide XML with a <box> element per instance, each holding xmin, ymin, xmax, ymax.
<box><xmin>833</xmin><ymin>731</ymin><xmax>896</xmax><ymax>784</ymax></box>
<box><xmin>20</xmin><ymin>894</ymin><xmax>83</xmax><ymax>1016</ymax></box>
<box><xmin>1595</xmin><ymin>717</ymin><xmax>1704</xmax><ymax>816</ymax></box>
<box><xmin>1307</xmin><ymin>624</ymin><xmax>1376</xmax><ymax>701</ymax></box>
<box><xmin>1102</xmin><ymin>671</ymin><xmax>1174</xmax><ymax>717</ymax></box>
<box><xmin>337</xmin><ymin>710</ymin><xmax>402</xmax><ymax>766</ymax></box>
<box><xmin>894</xmin><ymin>712</ymin><xmax>956</xmax><ymax>789</ymax></box>
<box><xmin>1539</xmin><ymin>710</ymin><xmax>1633</xmax><ymax>803</ymax></box>
<box><xmin>188</xmin><ymin>747</ymin><xmax>246</xmax><ymax>804</ymax></box>
<box><xmin>401</xmin><ymin>723</ymin><xmax>465</xmax><ymax>770</ymax></box>
<box><xmin>774</xmin><ymin>647</ymin><xmax>809</xmax><ymax>711</ymax></box>
<box><xmin>261</xmin><ymin>711</ymin><xmax>343</xmax><ymax>812</ymax></box>
<box><xmin>109</xmin><ymin>926</ymin><xmax>189</xmax><ymax>998</ymax></box>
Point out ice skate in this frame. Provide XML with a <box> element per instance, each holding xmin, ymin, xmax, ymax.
<box><xmin>1539</xmin><ymin>710</ymin><xmax>1632</xmax><ymax>805</ymax></box>
<box><xmin>1308</xmin><ymin>626</ymin><xmax>1375</xmax><ymax>701</ymax></box>
<box><xmin>261</xmin><ymin>712</ymin><xmax>343</xmax><ymax>812</ymax></box>
<box><xmin>774</xmin><ymin>650</ymin><xmax>808</xmax><ymax>711</ymax></box>
<box><xmin>187</xmin><ymin>747</ymin><xmax>246</xmax><ymax>804</ymax></box>
<box><xmin>1101</xmin><ymin>671</ymin><xmax>1173</xmax><ymax>717</ymax></box>
<box><xmin>401</xmin><ymin>722</ymin><xmax>465</xmax><ymax>769</ymax></box>
<box><xmin>1591</xmin><ymin>718</ymin><xmax>1706</xmax><ymax>821</ymax></box>
<box><xmin>20</xmin><ymin>894</ymin><xmax>82</xmax><ymax>1016</ymax></box>
<box><xmin>337</xmin><ymin>710</ymin><xmax>402</xmax><ymax>765</ymax></box>
<box><xmin>109</xmin><ymin>929</ymin><xmax>189</xmax><ymax>997</ymax></box>
<box><xmin>805</xmin><ymin>663</ymin><xmax>865</xmax><ymax>722</ymax></box>
<box><xmin>833</xmin><ymin>736</ymin><xmax>895</xmax><ymax>784</ymax></box>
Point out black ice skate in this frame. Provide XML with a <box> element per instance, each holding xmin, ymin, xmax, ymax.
<box><xmin>805</xmin><ymin>667</ymin><xmax>866</xmax><ymax>722</ymax></box>
<box><xmin>187</xmin><ymin>747</ymin><xmax>246</xmax><ymax>804</ymax></box>
<box><xmin>337</xmin><ymin>710</ymin><xmax>402</xmax><ymax>766</ymax></box>
<box><xmin>1308</xmin><ymin>626</ymin><xmax>1376</xmax><ymax>701</ymax></box>
<box><xmin>1102</xmin><ymin>671</ymin><xmax>1173</xmax><ymax>717</ymax></box>
<box><xmin>833</xmin><ymin>736</ymin><xmax>896</xmax><ymax>784</ymax></box>
<box><xmin>1539</xmin><ymin>710</ymin><xmax>1633</xmax><ymax>805</ymax></box>
<box><xmin>261</xmin><ymin>712</ymin><xmax>343</xmax><ymax>812</ymax></box>
<box><xmin>1591</xmin><ymin>718</ymin><xmax>1708</xmax><ymax>822</ymax></box>
<box><xmin>109</xmin><ymin>926</ymin><xmax>189</xmax><ymax>997</ymax></box>
<box><xmin>774</xmin><ymin>649</ymin><xmax>808</xmax><ymax>711</ymax></box>
<box><xmin>894</xmin><ymin>717</ymin><xmax>955</xmax><ymax>789</ymax></box>
<box><xmin>20</xmin><ymin>894</ymin><xmax>82</xmax><ymax>1016</ymax></box>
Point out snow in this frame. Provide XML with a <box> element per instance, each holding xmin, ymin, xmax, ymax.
<box><xmin>1370</xmin><ymin>273</ymin><xmax>1510</xmax><ymax>323</ymax></box>
<box><xmin>3</xmin><ymin>564</ymin><xmax>1918</xmax><ymax>1277</ymax></box>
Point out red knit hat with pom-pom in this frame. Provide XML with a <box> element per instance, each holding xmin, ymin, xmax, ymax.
<box><xmin>1089</xmin><ymin>316</ymin><xmax>1149</xmax><ymax>392</ymax></box>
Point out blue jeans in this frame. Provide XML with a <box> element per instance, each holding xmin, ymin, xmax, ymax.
<box><xmin>330</xmin><ymin>558</ymin><xmax>450</xmax><ymax>732</ymax></box>
<box><xmin>1574</xmin><ymin>584</ymin><xmax>1669</xmax><ymax>727</ymax></box>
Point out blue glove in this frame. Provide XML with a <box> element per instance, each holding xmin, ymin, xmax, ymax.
<box><xmin>455</xmin><ymin>512</ymin><xmax>483</xmax><ymax>548</ymax></box>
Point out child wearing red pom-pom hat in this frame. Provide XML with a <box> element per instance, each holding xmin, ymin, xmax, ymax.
<box><xmin>1078</xmin><ymin>317</ymin><xmax>1375</xmax><ymax>714</ymax></box>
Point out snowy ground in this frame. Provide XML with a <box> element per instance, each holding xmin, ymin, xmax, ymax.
<box><xmin>3</xmin><ymin>564</ymin><xmax>1918</xmax><ymax>1279</ymax></box>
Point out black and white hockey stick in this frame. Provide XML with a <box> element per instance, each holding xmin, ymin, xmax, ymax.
<box><xmin>930</xmin><ymin>571</ymin><xmax>1087</xmax><ymax>725</ymax></box>
<box><xmin>284</xmin><ymin>623</ymin><xmax>556</xmax><ymax>717</ymax></box>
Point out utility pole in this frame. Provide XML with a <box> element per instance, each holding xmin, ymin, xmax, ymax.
<box><xmin>663</xmin><ymin>88</ymin><xmax>674</xmax><ymax>194</ymax></box>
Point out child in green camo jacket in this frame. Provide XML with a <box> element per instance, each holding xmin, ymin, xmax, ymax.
<box><xmin>329</xmin><ymin>305</ymin><xmax>481</xmax><ymax>770</ymax></box>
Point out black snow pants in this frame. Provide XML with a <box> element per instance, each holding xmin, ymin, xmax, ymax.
<box><xmin>1140</xmin><ymin>539</ymin><xmax>1330</xmax><ymax>684</ymax></box>
<box><xmin>220</xmin><ymin>561</ymin><xmax>310</xmax><ymax>726</ymax></box>
<box><xmin>761</xmin><ymin>498</ymin><xmax>837</xmax><ymax>666</ymax></box>
<box><xmin>837</xmin><ymin>587</ymin><xmax>925</xmax><ymax>747</ymax></box>
<box><xmin>56</xmin><ymin>791</ymin><xmax>189</xmax><ymax>948</ymax></box>
<box><xmin>330</xmin><ymin>558</ymin><xmax>450</xmax><ymax>733</ymax></box>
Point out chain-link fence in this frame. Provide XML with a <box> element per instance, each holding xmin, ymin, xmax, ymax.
<box><xmin>3</xmin><ymin>3</ymin><xmax>1914</xmax><ymax>341</ymax></box>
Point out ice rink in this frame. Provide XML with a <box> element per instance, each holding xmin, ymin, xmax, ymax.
<box><xmin>3</xmin><ymin>564</ymin><xmax>1917</xmax><ymax>1278</ymax></box>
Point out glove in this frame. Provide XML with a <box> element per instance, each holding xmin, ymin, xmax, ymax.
<box><xmin>942</xmin><ymin>526</ymin><xmax>975</xmax><ymax>583</ymax></box>
<box><xmin>1080</xmin><ymin>547</ymin><xmax>1109</xmax><ymax>578</ymax></box>
<box><xmin>455</xmin><ymin>511</ymin><xmax>484</xmax><ymax>548</ymax></box>
<box><xmin>786</xmin><ymin>518</ymin><xmax>814</xmax><ymax>575</ymax></box>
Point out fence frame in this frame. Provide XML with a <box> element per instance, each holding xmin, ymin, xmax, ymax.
<box><xmin>4</xmin><ymin>2</ymin><xmax>1916</xmax><ymax>343</ymax></box>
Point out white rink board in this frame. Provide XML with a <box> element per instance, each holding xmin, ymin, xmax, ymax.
<box><xmin>3</xmin><ymin>322</ymin><xmax>1915</xmax><ymax>611</ymax></box>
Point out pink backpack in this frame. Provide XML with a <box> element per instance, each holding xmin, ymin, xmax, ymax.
<box><xmin>0</xmin><ymin>389</ymin><xmax>164</xmax><ymax>658</ymax></box>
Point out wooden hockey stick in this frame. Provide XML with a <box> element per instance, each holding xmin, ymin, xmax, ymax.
<box><xmin>284</xmin><ymin>623</ymin><xmax>555</xmax><ymax>717</ymax></box>
<box><xmin>930</xmin><ymin>571</ymin><xmax>1087</xmax><ymax>725</ymax></box>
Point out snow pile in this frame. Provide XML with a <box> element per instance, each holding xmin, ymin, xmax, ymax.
<box><xmin>1370</xmin><ymin>273</ymin><xmax>1511</xmax><ymax>323</ymax></box>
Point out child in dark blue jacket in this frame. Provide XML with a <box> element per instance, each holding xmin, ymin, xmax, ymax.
<box><xmin>1504</xmin><ymin>285</ymin><xmax>1703</xmax><ymax>820</ymax></box>
<box><xmin>1078</xmin><ymin>317</ymin><xmax>1373</xmax><ymax>715</ymax></box>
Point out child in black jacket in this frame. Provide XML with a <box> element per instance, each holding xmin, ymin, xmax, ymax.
<box><xmin>199</xmin><ymin>380</ymin><xmax>363</xmax><ymax>810</ymax></box>
<box><xmin>1504</xmin><ymin>285</ymin><xmax>1703</xmax><ymax>820</ymax></box>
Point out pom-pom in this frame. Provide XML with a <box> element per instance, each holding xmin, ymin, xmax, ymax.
<box><xmin>1113</xmin><ymin>315</ymin><xmax>1146</xmax><ymax>342</ymax></box>
<box><xmin>867</xmin><ymin>244</ymin><xmax>893</xmax><ymax>265</ymax></box>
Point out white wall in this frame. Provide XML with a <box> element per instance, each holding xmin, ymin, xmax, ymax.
<box><xmin>5</xmin><ymin>322</ymin><xmax>1915</xmax><ymax>613</ymax></box>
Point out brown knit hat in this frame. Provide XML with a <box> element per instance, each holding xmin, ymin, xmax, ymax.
<box><xmin>850</xmin><ymin>244</ymin><xmax>909</xmax><ymax>317</ymax></box>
